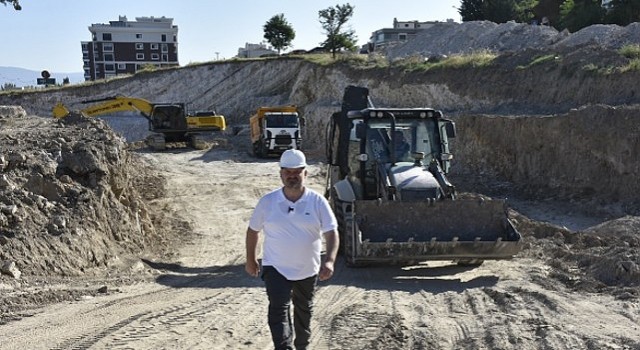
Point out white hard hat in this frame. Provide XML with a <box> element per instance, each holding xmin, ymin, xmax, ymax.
<box><xmin>279</xmin><ymin>149</ymin><xmax>307</xmax><ymax>168</ymax></box>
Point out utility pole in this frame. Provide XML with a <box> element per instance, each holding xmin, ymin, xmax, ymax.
<box><xmin>215</xmin><ymin>52</ymin><xmax>220</xmax><ymax>60</ymax></box>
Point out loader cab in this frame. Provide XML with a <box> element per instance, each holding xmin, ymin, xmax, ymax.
<box><xmin>346</xmin><ymin>108</ymin><xmax>456</xmax><ymax>199</ymax></box>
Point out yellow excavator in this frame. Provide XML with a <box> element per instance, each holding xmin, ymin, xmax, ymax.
<box><xmin>53</xmin><ymin>96</ymin><xmax>226</xmax><ymax>151</ymax></box>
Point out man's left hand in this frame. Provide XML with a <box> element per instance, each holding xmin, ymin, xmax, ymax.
<box><xmin>319</xmin><ymin>261</ymin><xmax>335</xmax><ymax>281</ymax></box>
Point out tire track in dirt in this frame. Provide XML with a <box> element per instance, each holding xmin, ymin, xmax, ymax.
<box><xmin>310</xmin><ymin>263</ymin><xmax>411</xmax><ymax>349</ymax></box>
<box><xmin>42</xmin><ymin>267</ymin><xmax>272</xmax><ymax>350</ymax></box>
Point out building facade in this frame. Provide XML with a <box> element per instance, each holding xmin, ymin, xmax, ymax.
<box><xmin>82</xmin><ymin>16</ymin><xmax>179</xmax><ymax>81</ymax></box>
<box><xmin>236</xmin><ymin>42</ymin><xmax>277</xmax><ymax>58</ymax></box>
<box><xmin>366</xmin><ymin>18</ymin><xmax>455</xmax><ymax>53</ymax></box>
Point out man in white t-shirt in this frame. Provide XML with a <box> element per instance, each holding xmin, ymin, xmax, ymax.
<box><xmin>245</xmin><ymin>149</ymin><xmax>339</xmax><ymax>350</ymax></box>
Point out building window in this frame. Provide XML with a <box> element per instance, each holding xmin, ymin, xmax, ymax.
<box><xmin>136</xmin><ymin>53</ymin><xmax>145</xmax><ymax>60</ymax></box>
<box><xmin>104</xmin><ymin>53</ymin><xmax>114</xmax><ymax>61</ymax></box>
<box><xmin>103</xmin><ymin>43</ymin><xmax>114</xmax><ymax>52</ymax></box>
<box><xmin>398</xmin><ymin>33</ymin><xmax>407</xmax><ymax>41</ymax></box>
<box><xmin>151</xmin><ymin>53</ymin><xmax>160</xmax><ymax>60</ymax></box>
<box><xmin>105</xmin><ymin>64</ymin><xmax>115</xmax><ymax>72</ymax></box>
<box><xmin>151</xmin><ymin>43</ymin><xmax>159</xmax><ymax>50</ymax></box>
<box><xmin>136</xmin><ymin>33</ymin><xmax>142</xmax><ymax>39</ymax></box>
<box><xmin>117</xmin><ymin>63</ymin><xmax>126</xmax><ymax>70</ymax></box>
<box><xmin>161</xmin><ymin>34</ymin><xmax>167</xmax><ymax>42</ymax></box>
<box><xmin>102</xmin><ymin>33</ymin><xmax>112</xmax><ymax>41</ymax></box>
<box><xmin>161</xmin><ymin>44</ymin><xmax>168</xmax><ymax>53</ymax></box>
<box><xmin>82</xmin><ymin>43</ymin><xmax>88</xmax><ymax>51</ymax></box>
<box><xmin>83</xmin><ymin>52</ymin><xmax>89</xmax><ymax>59</ymax></box>
<box><xmin>162</xmin><ymin>54</ymin><xmax>169</xmax><ymax>62</ymax></box>
<box><xmin>136</xmin><ymin>43</ymin><xmax>144</xmax><ymax>50</ymax></box>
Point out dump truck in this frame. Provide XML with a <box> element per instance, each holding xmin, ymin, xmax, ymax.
<box><xmin>53</xmin><ymin>96</ymin><xmax>226</xmax><ymax>151</ymax></box>
<box><xmin>249</xmin><ymin>105</ymin><xmax>303</xmax><ymax>157</ymax></box>
<box><xmin>325</xmin><ymin>85</ymin><xmax>521</xmax><ymax>266</ymax></box>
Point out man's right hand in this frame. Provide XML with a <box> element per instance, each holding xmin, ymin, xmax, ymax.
<box><xmin>245</xmin><ymin>260</ymin><xmax>260</xmax><ymax>277</ymax></box>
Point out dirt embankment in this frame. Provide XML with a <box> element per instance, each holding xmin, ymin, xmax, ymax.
<box><xmin>0</xmin><ymin>110</ymin><xmax>176</xmax><ymax>279</ymax></box>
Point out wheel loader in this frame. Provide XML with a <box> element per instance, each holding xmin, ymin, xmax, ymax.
<box><xmin>325</xmin><ymin>86</ymin><xmax>521</xmax><ymax>266</ymax></box>
<box><xmin>53</xmin><ymin>96</ymin><xmax>226</xmax><ymax>151</ymax></box>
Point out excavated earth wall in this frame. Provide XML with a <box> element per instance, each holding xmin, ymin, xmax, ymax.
<box><xmin>1</xmin><ymin>46</ymin><xmax>639</xmax><ymax>213</ymax></box>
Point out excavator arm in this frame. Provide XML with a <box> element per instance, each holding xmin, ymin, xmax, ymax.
<box><xmin>53</xmin><ymin>96</ymin><xmax>154</xmax><ymax>120</ymax></box>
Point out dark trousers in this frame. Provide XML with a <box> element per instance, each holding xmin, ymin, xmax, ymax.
<box><xmin>262</xmin><ymin>266</ymin><xmax>317</xmax><ymax>350</ymax></box>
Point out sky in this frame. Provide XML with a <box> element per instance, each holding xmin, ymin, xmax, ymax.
<box><xmin>0</xmin><ymin>0</ymin><xmax>461</xmax><ymax>73</ymax></box>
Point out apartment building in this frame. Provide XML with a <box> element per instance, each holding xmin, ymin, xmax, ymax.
<box><xmin>366</xmin><ymin>18</ymin><xmax>455</xmax><ymax>53</ymax></box>
<box><xmin>236</xmin><ymin>42</ymin><xmax>277</xmax><ymax>58</ymax></box>
<box><xmin>82</xmin><ymin>16</ymin><xmax>179</xmax><ymax>81</ymax></box>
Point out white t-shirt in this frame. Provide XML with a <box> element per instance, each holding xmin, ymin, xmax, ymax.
<box><xmin>249</xmin><ymin>187</ymin><xmax>338</xmax><ymax>281</ymax></box>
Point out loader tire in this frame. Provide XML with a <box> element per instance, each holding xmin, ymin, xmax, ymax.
<box><xmin>332</xmin><ymin>189</ymin><xmax>366</xmax><ymax>267</ymax></box>
<box><xmin>343</xmin><ymin>216</ymin><xmax>359</xmax><ymax>267</ymax></box>
<box><xmin>330</xmin><ymin>191</ymin><xmax>346</xmax><ymax>255</ymax></box>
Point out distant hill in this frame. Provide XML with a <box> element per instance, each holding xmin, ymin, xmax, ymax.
<box><xmin>0</xmin><ymin>66</ymin><xmax>85</xmax><ymax>88</ymax></box>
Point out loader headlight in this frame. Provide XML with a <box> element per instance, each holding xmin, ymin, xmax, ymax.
<box><xmin>440</xmin><ymin>153</ymin><xmax>453</xmax><ymax>161</ymax></box>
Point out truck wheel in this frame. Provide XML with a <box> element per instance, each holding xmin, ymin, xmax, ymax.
<box><xmin>191</xmin><ymin>135</ymin><xmax>207</xmax><ymax>150</ymax></box>
<box><xmin>258</xmin><ymin>143</ymin><xmax>268</xmax><ymax>158</ymax></box>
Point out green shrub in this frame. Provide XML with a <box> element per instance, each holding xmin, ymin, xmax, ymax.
<box><xmin>619</xmin><ymin>44</ymin><xmax>640</xmax><ymax>59</ymax></box>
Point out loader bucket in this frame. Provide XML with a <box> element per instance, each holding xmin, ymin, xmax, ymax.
<box><xmin>348</xmin><ymin>199</ymin><xmax>521</xmax><ymax>264</ymax></box>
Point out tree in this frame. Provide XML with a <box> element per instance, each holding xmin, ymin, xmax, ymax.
<box><xmin>484</xmin><ymin>0</ymin><xmax>518</xmax><ymax>23</ymax></box>
<box><xmin>559</xmin><ymin>0</ymin><xmax>606</xmax><ymax>32</ymax></box>
<box><xmin>318</xmin><ymin>3</ymin><xmax>357</xmax><ymax>58</ymax></box>
<box><xmin>459</xmin><ymin>0</ymin><xmax>521</xmax><ymax>23</ymax></box>
<box><xmin>604</xmin><ymin>0</ymin><xmax>640</xmax><ymax>26</ymax></box>
<box><xmin>532</xmin><ymin>0</ymin><xmax>562</xmax><ymax>28</ymax></box>
<box><xmin>0</xmin><ymin>0</ymin><xmax>21</xmax><ymax>10</ymax></box>
<box><xmin>460</xmin><ymin>0</ymin><xmax>485</xmax><ymax>21</ymax></box>
<box><xmin>263</xmin><ymin>14</ymin><xmax>296</xmax><ymax>55</ymax></box>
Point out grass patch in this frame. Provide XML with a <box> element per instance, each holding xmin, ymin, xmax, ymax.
<box><xmin>581</xmin><ymin>63</ymin><xmax>615</xmax><ymax>75</ymax></box>
<box><xmin>619</xmin><ymin>58</ymin><xmax>640</xmax><ymax>73</ymax></box>
<box><xmin>618</xmin><ymin>44</ymin><xmax>640</xmax><ymax>59</ymax></box>
<box><xmin>391</xmin><ymin>50</ymin><xmax>497</xmax><ymax>72</ymax></box>
<box><xmin>517</xmin><ymin>54</ymin><xmax>559</xmax><ymax>69</ymax></box>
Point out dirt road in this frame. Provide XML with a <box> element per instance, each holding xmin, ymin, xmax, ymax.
<box><xmin>2</xmin><ymin>140</ymin><xmax>638</xmax><ymax>350</ymax></box>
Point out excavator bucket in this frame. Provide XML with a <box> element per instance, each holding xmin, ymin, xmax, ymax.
<box><xmin>344</xmin><ymin>198</ymin><xmax>521</xmax><ymax>265</ymax></box>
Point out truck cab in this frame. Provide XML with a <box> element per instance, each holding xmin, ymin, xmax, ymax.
<box><xmin>250</xmin><ymin>106</ymin><xmax>303</xmax><ymax>157</ymax></box>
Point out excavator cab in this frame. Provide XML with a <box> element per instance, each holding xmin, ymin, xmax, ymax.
<box><xmin>150</xmin><ymin>104</ymin><xmax>188</xmax><ymax>135</ymax></box>
<box><xmin>325</xmin><ymin>86</ymin><xmax>521</xmax><ymax>266</ymax></box>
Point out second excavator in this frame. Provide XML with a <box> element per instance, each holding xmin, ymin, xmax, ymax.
<box><xmin>53</xmin><ymin>96</ymin><xmax>226</xmax><ymax>151</ymax></box>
